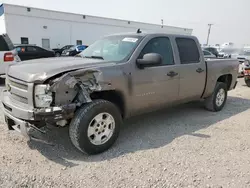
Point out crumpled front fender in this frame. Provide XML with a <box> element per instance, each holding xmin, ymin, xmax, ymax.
<box><xmin>49</xmin><ymin>69</ymin><xmax>103</xmax><ymax>106</ymax></box>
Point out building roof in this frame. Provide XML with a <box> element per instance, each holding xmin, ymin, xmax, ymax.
<box><xmin>1</xmin><ymin>3</ymin><xmax>192</xmax><ymax>34</ymax></box>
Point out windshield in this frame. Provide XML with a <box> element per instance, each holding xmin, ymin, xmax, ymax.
<box><xmin>69</xmin><ymin>46</ymin><xmax>76</xmax><ymax>51</ymax></box>
<box><xmin>80</xmin><ymin>35</ymin><xmax>142</xmax><ymax>62</ymax></box>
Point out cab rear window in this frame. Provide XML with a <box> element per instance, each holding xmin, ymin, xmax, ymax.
<box><xmin>176</xmin><ymin>38</ymin><xmax>200</xmax><ymax>64</ymax></box>
<box><xmin>0</xmin><ymin>34</ymin><xmax>14</xmax><ymax>51</ymax></box>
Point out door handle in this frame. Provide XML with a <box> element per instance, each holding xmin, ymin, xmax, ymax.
<box><xmin>167</xmin><ymin>71</ymin><xmax>178</xmax><ymax>77</ymax></box>
<box><xmin>196</xmin><ymin>68</ymin><xmax>204</xmax><ymax>73</ymax></box>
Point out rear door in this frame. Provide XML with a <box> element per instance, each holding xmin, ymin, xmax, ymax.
<box><xmin>175</xmin><ymin>37</ymin><xmax>206</xmax><ymax>101</ymax></box>
<box><xmin>132</xmin><ymin>36</ymin><xmax>180</xmax><ymax>114</ymax></box>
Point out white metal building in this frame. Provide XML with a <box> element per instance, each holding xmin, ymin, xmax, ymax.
<box><xmin>0</xmin><ymin>3</ymin><xmax>193</xmax><ymax>49</ymax></box>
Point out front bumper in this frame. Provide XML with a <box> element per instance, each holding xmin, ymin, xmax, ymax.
<box><xmin>2</xmin><ymin>90</ymin><xmax>76</xmax><ymax>138</ymax></box>
<box><xmin>4</xmin><ymin>109</ymin><xmax>31</xmax><ymax>138</ymax></box>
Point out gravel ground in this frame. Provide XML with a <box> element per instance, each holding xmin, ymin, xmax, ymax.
<box><xmin>1</xmin><ymin>78</ymin><xmax>250</xmax><ymax>188</ymax></box>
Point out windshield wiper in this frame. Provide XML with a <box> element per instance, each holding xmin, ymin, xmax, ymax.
<box><xmin>83</xmin><ymin>56</ymin><xmax>104</xmax><ymax>60</ymax></box>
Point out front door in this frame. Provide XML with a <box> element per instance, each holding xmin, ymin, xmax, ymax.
<box><xmin>131</xmin><ymin>37</ymin><xmax>180</xmax><ymax>115</ymax></box>
<box><xmin>175</xmin><ymin>38</ymin><xmax>206</xmax><ymax>101</ymax></box>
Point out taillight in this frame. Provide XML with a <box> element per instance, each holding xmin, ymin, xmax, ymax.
<box><xmin>4</xmin><ymin>52</ymin><xmax>14</xmax><ymax>62</ymax></box>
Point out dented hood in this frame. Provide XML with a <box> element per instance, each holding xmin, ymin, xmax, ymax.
<box><xmin>7</xmin><ymin>57</ymin><xmax>115</xmax><ymax>83</ymax></box>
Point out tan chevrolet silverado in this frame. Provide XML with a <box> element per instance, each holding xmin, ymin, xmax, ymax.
<box><xmin>2</xmin><ymin>32</ymin><xmax>239</xmax><ymax>155</ymax></box>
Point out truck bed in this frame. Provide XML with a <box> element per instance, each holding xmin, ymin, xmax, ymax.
<box><xmin>203</xmin><ymin>59</ymin><xmax>239</xmax><ymax>98</ymax></box>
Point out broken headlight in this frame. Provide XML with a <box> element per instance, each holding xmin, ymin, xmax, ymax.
<box><xmin>34</xmin><ymin>85</ymin><xmax>53</xmax><ymax>108</ymax></box>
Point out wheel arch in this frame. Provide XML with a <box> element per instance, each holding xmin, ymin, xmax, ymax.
<box><xmin>90</xmin><ymin>90</ymin><xmax>126</xmax><ymax>119</ymax></box>
<box><xmin>202</xmin><ymin>73</ymin><xmax>233</xmax><ymax>99</ymax></box>
<box><xmin>217</xmin><ymin>74</ymin><xmax>232</xmax><ymax>90</ymax></box>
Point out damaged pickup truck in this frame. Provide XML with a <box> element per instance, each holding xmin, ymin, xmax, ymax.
<box><xmin>2</xmin><ymin>32</ymin><xmax>239</xmax><ymax>155</ymax></box>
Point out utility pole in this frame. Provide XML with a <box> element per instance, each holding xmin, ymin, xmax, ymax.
<box><xmin>206</xmin><ymin>24</ymin><xmax>213</xmax><ymax>45</ymax></box>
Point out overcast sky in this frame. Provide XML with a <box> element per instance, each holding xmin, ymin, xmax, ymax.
<box><xmin>1</xmin><ymin>0</ymin><xmax>249</xmax><ymax>46</ymax></box>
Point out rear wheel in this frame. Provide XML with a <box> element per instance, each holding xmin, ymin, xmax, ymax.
<box><xmin>55</xmin><ymin>52</ymin><xmax>60</xmax><ymax>57</ymax></box>
<box><xmin>205</xmin><ymin>82</ymin><xmax>228</xmax><ymax>112</ymax></box>
<box><xmin>69</xmin><ymin>100</ymin><xmax>122</xmax><ymax>155</ymax></box>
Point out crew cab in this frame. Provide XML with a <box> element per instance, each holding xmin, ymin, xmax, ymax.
<box><xmin>2</xmin><ymin>32</ymin><xmax>239</xmax><ymax>155</ymax></box>
<box><xmin>0</xmin><ymin>34</ymin><xmax>20</xmax><ymax>75</ymax></box>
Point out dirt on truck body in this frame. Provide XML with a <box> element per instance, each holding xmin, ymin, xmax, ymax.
<box><xmin>2</xmin><ymin>32</ymin><xmax>239</xmax><ymax>154</ymax></box>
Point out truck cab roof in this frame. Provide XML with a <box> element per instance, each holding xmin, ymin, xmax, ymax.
<box><xmin>105</xmin><ymin>31</ymin><xmax>197</xmax><ymax>40</ymax></box>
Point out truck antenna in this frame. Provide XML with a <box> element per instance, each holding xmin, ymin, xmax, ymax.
<box><xmin>137</xmin><ymin>29</ymin><xmax>142</xmax><ymax>34</ymax></box>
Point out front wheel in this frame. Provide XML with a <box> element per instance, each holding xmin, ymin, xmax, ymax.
<box><xmin>205</xmin><ymin>82</ymin><xmax>228</xmax><ymax>112</ymax></box>
<box><xmin>69</xmin><ymin>100</ymin><xmax>122</xmax><ymax>155</ymax></box>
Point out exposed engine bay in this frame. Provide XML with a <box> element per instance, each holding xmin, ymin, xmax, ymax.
<box><xmin>33</xmin><ymin>69</ymin><xmax>104</xmax><ymax>126</ymax></box>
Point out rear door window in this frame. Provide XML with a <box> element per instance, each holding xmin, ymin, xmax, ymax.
<box><xmin>27</xmin><ymin>46</ymin><xmax>38</xmax><ymax>52</ymax></box>
<box><xmin>176</xmin><ymin>38</ymin><xmax>200</xmax><ymax>64</ymax></box>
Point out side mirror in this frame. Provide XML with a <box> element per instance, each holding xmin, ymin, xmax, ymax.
<box><xmin>136</xmin><ymin>53</ymin><xmax>162</xmax><ymax>68</ymax></box>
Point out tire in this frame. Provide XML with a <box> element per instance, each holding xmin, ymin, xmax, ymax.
<box><xmin>69</xmin><ymin>100</ymin><xmax>122</xmax><ymax>155</ymax></box>
<box><xmin>55</xmin><ymin>52</ymin><xmax>60</xmax><ymax>57</ymax></box>
<box><xmin>0</xmin><ymin>77</ymin><xmax>5</xmax><ymax>85</ymax></box>
<box><xmin>205</xmin><ymin>82</ymin><xmax>228</xmax><ymax>112</ymax></box>
<box><xmin>245</xmin><ymin>78</ymin><xmax>250</xmax><ymax>87</ymax></box>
